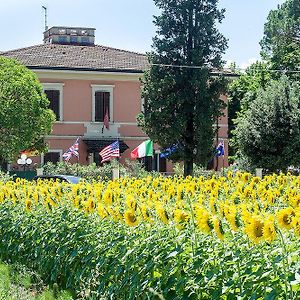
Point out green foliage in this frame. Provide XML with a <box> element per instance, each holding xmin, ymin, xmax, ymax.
<box><xmin>0</xmin><ymin>199</ymin><xmax>299</xmax><ymax>299</ymax></box>
<box><xmin>140</xmin><ymin>0</ymin><xmax>228</xmax><ymax>176</ymax></box>
<box><xmin>0</xmin><ymin>170</ymin><xmax>15</xmax><ymax>182</ymax></box>
<box><xmin>43</xmin><ymin>161</ymin><xmax>115</xmax><ymax>181</ymax></box>
<box><xmin>234</xmin><ymin>76</ymin><xmax>300</xmax><ymax>171</ymax></box>
<box><xmin>0</xmin><ymin>261</ymin><xmax>73</xmax><ymax>299</ymax></box>
<box><xmin>228</xmin><ymin>62</ymin><xmax>271</xmax><ymax>156</ymax></box>
<box><xmin>260</xmin><ymin>0</ymin><xmax>300</xmax><ymax>80</ymax></box>
<box><xmin>173</xmin><ymin>163</ymin><xmax>219</xmax><ymax>178</ymax></box>
<box><xmin>43</xmin><ymin>160</ymin><xmax>159</xmax><ymax>181</ymax></box>
<box><xmin>0</xmin><ymin>57</ymin><xmax>55</xmax><ymax>162</ymax></box>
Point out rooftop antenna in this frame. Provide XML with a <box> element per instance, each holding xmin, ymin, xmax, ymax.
<box><xmin>42</xmin><ymin>6</ymin><xmax>48</xmax><ymax>31</ymax></box>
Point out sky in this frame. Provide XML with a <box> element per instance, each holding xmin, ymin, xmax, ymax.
<box><xmin>0</xmin><ymin>0</ymin><xmax>285</xmax><ymax>69</ymax></box>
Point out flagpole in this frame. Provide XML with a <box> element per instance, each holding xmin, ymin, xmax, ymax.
<box><xmin>77</xmin><ymin>155</ymin><xmax>79</xmax><ymax>177</ymax></box>
<box><xmin>222</xmin><ymin>154</ymin><xmax>225</xmax><ymax>176</ymax></box>
<box><xmin>117</xmin><ymin>137</ymin><xmax>120</xmax><ymax>179</ymax></box>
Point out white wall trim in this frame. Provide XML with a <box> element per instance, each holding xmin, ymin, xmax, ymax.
<box><xmin>44</xmin><ymin>135</ymin><xmax>148</xmax><ymax>140</ymax></box>
<box><xmin>91</xmin><ymin>85</ymin><xmax>114</xmax><ymax>122</ymax></box>
<box><xmin>42</xmin><ymin>83</ymin><xmax>64</xmax><ymax>122</ymax></box>
<box><xmin>35</xmin><ymin>69</ymin><xmax>142</xmax><ymax>82</ymax></box>
<box><xmin>41</xmin><ymin>149</ymin><xmax>63</xmax><ymax>165</ymax></box>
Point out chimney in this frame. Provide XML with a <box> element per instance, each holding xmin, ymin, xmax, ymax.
<box><xmin>43</xmin><ymin>26</ymin><xmax>96</xmax><ymax>46</ymax></box>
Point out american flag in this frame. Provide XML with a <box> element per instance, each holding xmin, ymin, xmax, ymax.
<box><xmin>62</xmin><ymin>138</ymin><xmax>80</xmax><ymax>161</ymax></box>
<box><xmin>99</xmin><ymin>140</ymin><xmax>120</xmax><ymax>163</ymax></box>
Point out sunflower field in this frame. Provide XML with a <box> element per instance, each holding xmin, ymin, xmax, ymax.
<box><xmin>0</xmin><ymin>172</ymin><xmax>300</xmax><ymax>299</ymax></box>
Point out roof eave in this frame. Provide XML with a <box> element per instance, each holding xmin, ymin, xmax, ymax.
<box><xmin>28</xmin><ymin>65</ymin><xmax>146</xmax><ymax>74</ymax></box>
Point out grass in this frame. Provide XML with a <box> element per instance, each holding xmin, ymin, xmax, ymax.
<box><xmin>0</xmin><ymin>262</ymin><xmax>73</xmax><ymax>300</ymax></box>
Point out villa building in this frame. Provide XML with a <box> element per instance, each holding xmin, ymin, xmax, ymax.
<box><xmin>1</xmin><ymin>26</ymin><xmax>228</xmax><ymax>172</ymax></box>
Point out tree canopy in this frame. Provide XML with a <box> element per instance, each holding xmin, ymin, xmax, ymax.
<box><xmin>0</xmin><ymin>56</ymin><xmax>55</xmax><ymax>163</ymax></box>
<box><xmin>140</xmin><ymin>0</ymin><xmax>228</xmax><ymax>176</ymax></box>
<box><xmin>234</xmin><ymin>76</ymin><xmax>300</xmax><ymax>172</ymax></box>
<box><xmin>260</xmin><ymin>0</ymin><xmax>300</xmax><ymax>79</ymax></box>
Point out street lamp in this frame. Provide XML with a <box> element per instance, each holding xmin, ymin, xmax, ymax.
<box><xmin>17</xmin><ymin>154</ymin><xmax>32</xmax><ymax>171</ymax></box>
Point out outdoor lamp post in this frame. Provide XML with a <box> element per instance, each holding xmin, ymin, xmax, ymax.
<box><xmin>17</xmin><ymin>154</ymin><xmax>32</xmax><ymax>171</ymax></box>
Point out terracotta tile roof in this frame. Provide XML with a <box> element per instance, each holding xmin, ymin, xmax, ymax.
<box><xmin>0</xmin><ymin>44</ymin><xmax>148</xmax><ymax>73</ymax></box>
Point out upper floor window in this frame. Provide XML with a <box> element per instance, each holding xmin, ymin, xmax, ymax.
<box><xmin>91</xmin><ymin>85</ymin><xmax>114</xmax><ymax>122</ymax></box>
<box><xmin>95</xmin><ymin>91</ymin><xmax>110</xmax><ymax>122</ymax></box>
<box><xmin>43</xmin><ymin>83</ymin><xmax>64</xmax><ymax>121</ymax></box>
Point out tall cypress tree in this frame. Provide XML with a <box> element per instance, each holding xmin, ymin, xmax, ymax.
<box><xmin>140</xmin><ymin>0</ymin><xmax>228</xmax><ymax>176</ymax></box>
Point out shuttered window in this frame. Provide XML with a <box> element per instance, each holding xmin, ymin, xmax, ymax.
<box><xmin>95</xmin><ymin>91</ymin><xmax>110</xmax><ymax>122</ymax></box>
<box><xmin>45</xmin><ymin>90</ymin><xmax>60</xmax><ymax>120</ymax></box>
<box><xmin>44</xmin><ymin>152</ymin><xmax>60</xmax><ymax>164</ymax></box>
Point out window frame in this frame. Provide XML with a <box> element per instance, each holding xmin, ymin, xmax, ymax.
<box><xmin>41</xmin><ymin>149</ymin><xmax>63</xmax><ymax>165</ymax></box>
<box><xmin>91</xmin><ymin>85</ymin><xmax>114</xmax><ymax>123</ymax></box>
<box><xmin>42</xmin><ymin>83</ymin><xmax>64</xmax><ymax>122</ymax></box>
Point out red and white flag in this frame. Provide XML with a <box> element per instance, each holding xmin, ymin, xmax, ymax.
<box><xmin>102</xmin><ymin>108</ymin><xmax>109</xmax><ymax>133</ymax></box>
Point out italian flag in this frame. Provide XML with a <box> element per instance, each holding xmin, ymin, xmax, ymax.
<box><xmin>131</xmin><ymin>140</ymin><xmax>153</xmax><ymax>159</ymax></box>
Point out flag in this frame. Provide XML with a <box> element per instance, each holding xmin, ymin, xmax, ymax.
<box><xmin>99</xmin><ymin>140</ymin><xmax>120</xmax><ymax>163</ymax></box>
<box><xmin>102</xmin><ymin>108</ymin><xmax>109</xmax><ymax>133</ymax></box>
<box><xmin>215</xmin><ymin>141</ymin><xmax>225</xmax><ymax>157</ymax></box>
<box><xmin>131</xmin><ymin>140</ymin><xmax>153</xmax><ymax>159</ymax></box>
<box><xmin>63</xmin><ymin>138</ymin><xmax>80</xmax><ymax>161</ymax></box>
<box><xmin>160</xmin><ymin>144</ymin><xmax>179</xmax><ymax>158</ymax></box>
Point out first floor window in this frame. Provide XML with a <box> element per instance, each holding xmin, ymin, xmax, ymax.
<box><xmin>44</xmin><ymin>152</ymin><xmax>60</xmax><ymax>164</ymax></box>
<box><xmin>140</xmin><ymin>155</ymin><xmax>166</xmax><ymax>172</ymax></box>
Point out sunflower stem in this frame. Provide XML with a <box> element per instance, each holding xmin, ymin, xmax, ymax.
<box><xmin>186</xmin><ymin>195</ymin><xmax>198</xmax><ymax>256</ymax></box>
<box><xmin>278</xmin><ymin>228</ymin><xmax>293</xmax><ymax>300</ymax></box>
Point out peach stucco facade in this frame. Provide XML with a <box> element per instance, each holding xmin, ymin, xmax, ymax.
<box><xmin>27</xmin><ymin>69</ymin><xmax>228</xmax><ymax>171</ymax></box>
<box><xmin>35</xmin><ymin>70</ymin><xmax>152</xmax><ymax>165</ymax></box>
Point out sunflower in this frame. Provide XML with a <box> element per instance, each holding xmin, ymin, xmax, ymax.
<box><xmin>140</xmin><ymin>204</ymin><xmax>153</xmax><ymax>223</ymax></box>
<box><xmin>291</xmin><ymin>208</ymin><xmax>300</xmax><ymax>236</ymax></box>
<box><xmin>156</xmin><ymin>204</ymin><xmax>169</xmax><ymax>224</ymax></box>
<box><xmin>85</xmin><ymin>198</ymin><xmax>95</xmax><ymax>213</ymax></box>
<box><xmin>292</xmin><ymin>217</ymin><xmax>300</xmax><ymax>236</ymax></box>
<box><xmin>212</xmin><ymin>217</ymin><xmax>224</xmax><ymax>240</ymax></box>
<box><xmin>277</xmin><ymin>207</ymin><xmax>295</xmax><ymax>230</ymax></box>
<box><xmin>124</xmin><ymin>210</ymin><xmax>139</xmax><ymax>227</ymax></box>
<box><xmin>125</xmin><ymin>195</ymin><xmax>137</xmax><ymax>211</ymax></box>
<box><xmin>25</xmin><ymin>199</ymin><xmax>33</xmax><ymax>212</ymax></box>
<box><xmin>224</xmin><ymin>205</ymin><xmax>239</xmax><ymax>231</ymax></box>
<box><xmin>244</xmin><ymin>215</ymin><xmax>264</xmax><ymax>243</ymax></box>
<box><xmin>289</xmin><ymin>195</ymin><xmax>300</xmax><ymax>208</ymax></box>
<box><xmin>174</xmin><ymin>209</ymin><xmax>189</xmax><ymax>230</ymax></box>
<box><xmin>262</xmin><ymin>216</ymin><xmax>276</xmax><ymax>243</ymax></box>
<box><xmin>97</xmin><ymin>203</ymin><xmax>108</xmax><ymax>219</ymax></box>
<box><xmin>195</xmin><ymin>206</ymin><xmax>213</xmax><ymax>234</ymax></box>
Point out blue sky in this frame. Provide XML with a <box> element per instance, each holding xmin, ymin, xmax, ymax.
<box><xmin>0</xmin><ymin>0</ymin><xmax>285</xmax><ymax>68</ymax></box>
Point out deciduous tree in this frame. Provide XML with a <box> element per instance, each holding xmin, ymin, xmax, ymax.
<box><xmin>260</xmin><ymin>0</ymin><xmax>300</xmax><ymax>80</ymax></box>
<box><xmin>234</xmin><ymin>76</ymin><xmax>300</xmax><ymax>172</ymax></box>
<box><xmin>0</xmin><ymin>57</ymin><xmax>55</xmax><ymax>164</ymax></box>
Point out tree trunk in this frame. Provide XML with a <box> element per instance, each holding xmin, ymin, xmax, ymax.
<box><xmin>184</xmin><ymin>158</ymin><xmax>193</xmax><ymax>177</ymax></box>
<box><xmin>184</xmin><ymin>111</ymin><xmax>194</xmax><ymax>177</ymax></box>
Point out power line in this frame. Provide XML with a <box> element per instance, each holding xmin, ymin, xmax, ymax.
<box><xmin>150</xmin><ymin>62</ymin><xmax>300</xmax><ymax>74</ymax></box>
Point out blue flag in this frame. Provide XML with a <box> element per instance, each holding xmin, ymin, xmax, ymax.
<box><xmin>160</xmin><ymin>144</ymin><xmax>179</xmax><ymax>158</ymax></box>
<box><xmin>215</xmin><ymin>141</ymin><xmax>225</xmax><ymax>157</ymax></box>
